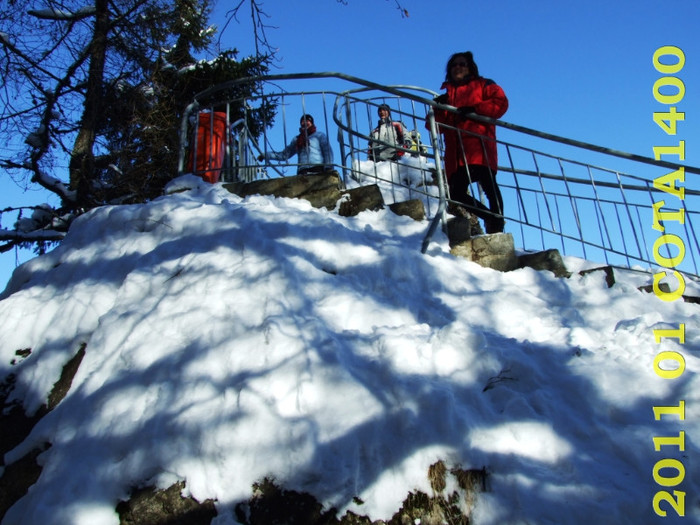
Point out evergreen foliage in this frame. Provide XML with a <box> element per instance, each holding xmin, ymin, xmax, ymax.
<box><xmin>0</xmin><ymin>0</ymin><xmax>274</xmax><ymax>250</ymax></box>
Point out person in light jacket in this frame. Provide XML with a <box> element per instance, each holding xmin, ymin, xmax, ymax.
<box><xmin>368</xmin><ymin>104</ymin><xmax>411</xmax><ymax>162</ymax></box>
<box><xmin>258</xmin><ymin>114</ymin><xmax>334</xmax><ymax>174</ymax></box>
<box><xmin>432</xmin><ymin>51</ymin><xmax>509</xmax><ymax>233</ymax></box>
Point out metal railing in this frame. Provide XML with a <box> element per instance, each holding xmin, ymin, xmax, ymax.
<box><xmin>178</xmin><ymin>73</ymin><xmax>700</xmax><ymax>281</ymax></box>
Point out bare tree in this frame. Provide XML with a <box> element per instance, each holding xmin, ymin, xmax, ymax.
<box><xmin>0</xmin><ymin>0</ymin><xmax>406</xmax><ymax>255</ymax></box>
<box><xmin>219</xmin><ymin>0</ymin><xmax>410</xmax><ymax>56</ymax></box>
<box><xmin>0</xmin><ymin>0</ymin><xmax>271</xmax><ymax>254</ymax></box>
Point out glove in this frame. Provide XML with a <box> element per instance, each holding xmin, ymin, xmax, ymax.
<box><xmin>433</xmin><ymin>94</ymin><xmax>448</xmax><ymax>104</ymax></box>
<box><xmin>457</xmin><ymin>106</ymin><xmax>476</xmax><ymax>118</ymax></box>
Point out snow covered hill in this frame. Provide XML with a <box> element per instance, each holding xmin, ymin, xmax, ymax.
<box><xmin>1</xmin><ymin>175</ymin><xmax>698</xmax><ymax>524</ymax></box>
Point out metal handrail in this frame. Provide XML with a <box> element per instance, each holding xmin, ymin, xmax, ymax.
<box><xmin>182</xmin><ymin>72</ymin><xmax>700</xmax><ymax>175</ymax></box>
<box><xmin>178</xmin><ymin>73</ymin><xmax>699</xmax><ymax>280</ymax></box>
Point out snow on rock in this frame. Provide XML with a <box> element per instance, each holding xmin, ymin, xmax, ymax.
<box><xmin>0</xmin><ymin>176</ymin><xmax>699</xmax><ymax>524</ymax></box>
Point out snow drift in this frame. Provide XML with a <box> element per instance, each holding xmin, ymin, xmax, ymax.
<box><xmin>1</xmin><ymin>174</ymin><xmax>699</xmax><ymax>524</ymax></box>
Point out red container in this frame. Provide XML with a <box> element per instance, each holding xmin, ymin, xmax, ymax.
<box><xmin>189</xmin><ymin>111</ymin><xmax>227</xmax><ymax>183</ymax></box>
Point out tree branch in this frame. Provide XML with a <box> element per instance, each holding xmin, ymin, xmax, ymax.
<box><xmin>336</xmin><ymin>0</ymin><xmax>409</xmax><ymax>17</ymax></box>
<box><xmin>27</xmin><ymin>7</ymin><xmax>97</xmax><ymax>22</ymax></box>
<box><xmin>221</xmin><ymin>0</ymin><xmax>277</xmax><ymax>57</ymax></box>
<box><xmin>0</xmin><ymin>228</ymin><xmax>66</xmax><ymax>247</ymax></box>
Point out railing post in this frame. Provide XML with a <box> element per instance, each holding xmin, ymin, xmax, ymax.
<box><xmin>178</xmin><ymin>101</ymin><xmax>200</xmax><ymax>177</ymax></box>
<box><xmin>342</xmin><ymin>95</ymin><xmax>354</xmax><ymax>186</ymax></box>
<box><xmin>421</xmin><ymin>108</ymin><xmax>448</xmax><ymax>254</ymax></box>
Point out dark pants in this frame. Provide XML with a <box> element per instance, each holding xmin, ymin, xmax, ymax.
<box><xmin>298</xmin><ymin>165</ymin><xmax>327</xmax><ymax>175</ymax></box>
<box><xmin>448</xmin><ymin>165</ymin><xmax>505</xmax><ymax>233</ymax></box>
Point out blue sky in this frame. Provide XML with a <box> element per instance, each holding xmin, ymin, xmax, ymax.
<box><xmin>2</xmin><ymin>0</ymin><xmax>699</xmax><ymax>287</ymax></box>
<box><xmin>214</xmin><ymin>0</ymin><xmax>700</xmax><ymax>156</ymax></box>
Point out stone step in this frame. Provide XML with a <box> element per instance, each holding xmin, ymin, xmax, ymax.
<box><xmin>224</xmin><ymin>173</ymin><xmax>577</xmax><ymax>277</ymax></box>
<box><xmin>223</xmin><ymin>171</ymin><xmax>426</xmax><ymax>220</ymax></box>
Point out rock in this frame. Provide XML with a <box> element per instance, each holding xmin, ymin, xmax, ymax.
<box><xmin>223</xmin><ymin>171</ymin><xmax>342</xmax><ymax>210</ymax></box>
<box><xmin>638</xmin><ymin>281</ymin><xmax>700</xmax><ymax>304</ymax></box>
<box><xmin>0</xmin><ymin>345</ymin><xmax>86</xmax><ymax>521</ymax></box>
<box><xmin>0</xmin><ymin>445</ymin><xmax>49</xmax><ymax>522</ymax></box>
<box><xmin>579</xmin><ymin>266</ymin><xmax>615</xmax><ymax>287</ymax></box>
<box><xmin>338</xmin><ymin>184</ymin><xmax>385</xmax><ymax>217</ymax></box>
<box><xmin>1</xmin><ymin>344</ymin><xmax>85</xmax><ymax>461</ymax></box>
<box><xmin>389</xmin><ymin>199</ymin><xmax>426</xmax><ymax>221</ymax></box>
<box><xmin>116</xmin><ymin>481</ymin><xmax>217</xmax><ymax>525</ymax></box>
<box><xmin>517</xmin><ymin>249</ymin><xmax>571</xmax><ymax>278</ymax></box>
<box><xmin>223</xmin><ymin>172</ymin><xmax>391</xmax><ymax>217</ymax></box>
<box><xmin>450</xmin><ymin>232</ymin><xmax>519</xmax><ymax>272</ymax></box>
<box><xmin>223</xmin><ymin>173</ymin><xmax>432</xmax><ymax>222</ymax></box>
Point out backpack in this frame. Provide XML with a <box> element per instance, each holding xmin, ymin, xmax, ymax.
<box><xmin>406</xmin><ymin>129</ymin><xmax>428</xmax><ymax>157</ymax></box>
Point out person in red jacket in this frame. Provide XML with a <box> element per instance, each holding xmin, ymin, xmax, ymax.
<box><xmin>433</xmin><ymin>51</ymin><xmax>509</xmax><ymax>233</ymax></box>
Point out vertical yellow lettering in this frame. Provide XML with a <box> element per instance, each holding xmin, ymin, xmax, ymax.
<box><xmin>653</xmin><ymin>431</ymin><xmax>686</xmax><ymax>452</ymax></box>
<box><xmin>653</xmin><ymin>458</ymin><xmax>685</xmax><ymax>486</ymax></box>
<box><xmin>653</xmin><ymin>46</ymin><xmax>685</xmax><ymax>74</ymax></box>
<box><xmin>653</xmin><ymin>324</ymin><xmax>685</xmax><ymax>344</ymax></box>
<box><xmin>653</xmin><ymin>167</ymin><xmax>685</xmax><ymax>200</ymax></box>
<box><xmin>652</xmin><ymin>202</ymin><xmax>685</xmax><ymax>232</ymax></box>
<box><xmin>653</xmin><ymin>271</ymin><xmax>685</xmax><ymax>302</ymax></box>
<box><xmin>653</xmin><ymin>234</ymin><xmax>685</xmax><ymax>267</ymax></box>
<box><xmin>653</xmin><ymin>401</ymin><xmax>685</xmax><ymax>421</ymax></box>
<box><xmin>653</xmin><ymin>351</ymin><xmax>685</xmax><ymax>379</ymax></box>
<box><xmin>653</xmin><ymin>141</ymin><xmax>685</xmax><ymax>161</ymax></box>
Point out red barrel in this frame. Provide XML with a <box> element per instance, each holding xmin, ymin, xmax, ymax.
<box><xmin>189</xmin><ymin>111</ymin><xmax>227</xmax><ymax>183</ymax></box>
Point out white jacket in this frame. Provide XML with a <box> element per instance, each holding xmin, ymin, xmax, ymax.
<box><xmin>368</xmin><ymin>118</ymin><xmax>410</xmax><ymax>161</ymax></box>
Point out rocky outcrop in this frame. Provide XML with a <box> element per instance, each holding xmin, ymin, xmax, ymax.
<box><xmin>116</xmin><ymin>481</ymin><xmax>217</xmax><ymax>525</ymax></box>
<box><xmin>223</xmin><ymin>171</ymin><xmax>428</xmax><ymax>221</ymax></box>
<box><xmin>224</xmin><ymin>171</ymin><xmax>344</xmax><ymax>211</ymax></box>
<box><xmin>0</xmin><ymin>344</ymin><xmax>85</xmax><ymax>521</ymax></box>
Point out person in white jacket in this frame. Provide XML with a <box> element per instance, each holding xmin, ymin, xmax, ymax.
<box><xmin>259</xmin><ymin>114</ymin><xmax>334</xmax><ymax>174</ymax></box>
<box><xmin>368</xmin><ymin>104</ymin><xmax>411</xmax><ymax>162</ymax></box>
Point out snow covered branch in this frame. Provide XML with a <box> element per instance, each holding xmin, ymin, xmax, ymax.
<box><xmin>27</xmin><ymin>7</ymin><xmax>97</xmax><ymax>21</ymax></box>
<box><xmin>1</xmin><ymin>0</ymin><xmax>273</xmax><ymax>254</ymax></box>
<box><xmin>0</xmin><ymin>203</ymin><xmax>74</xmax><ymax>253</ymax></box>
<box><xmin>29</xmin><ymin>166</ymin><xmax>78</xmax><ymax>204</ymax></box>
<box><xmin>0</xmin><ymin>228</ymin><xmax>66</xmax><ymax>252</ymax></box>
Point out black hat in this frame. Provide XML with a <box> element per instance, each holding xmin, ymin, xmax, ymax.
<box><xmin>377</xmin><ymin>104</ymin><xmax>391</xmax><ymax>115</ymax></box>
<box><xmin>300</xmin><ymin>114</ymin><xmax>314</xmax><ymax>124</ymax></box>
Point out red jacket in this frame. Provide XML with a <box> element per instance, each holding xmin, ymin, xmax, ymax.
<box><xmin>433</xmin><ymin>77</ymin><xmax>509</xmax><ymax>176</ymax></box>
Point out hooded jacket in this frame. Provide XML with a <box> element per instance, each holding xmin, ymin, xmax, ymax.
<box><xmin>433</xmin><ymin>76</ymin><xmax>508</xmax><ymax>176</ymax></box>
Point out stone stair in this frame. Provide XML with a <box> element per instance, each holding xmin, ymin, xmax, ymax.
<box><xmin>223</xmin><ymin>172</ymin><xmax>571</xmax><ymax>277</ymax></box>
<box><xmin>223</xmin><ymin>171</ymin><xmax>424</xmax><ymax>221</ymax></box>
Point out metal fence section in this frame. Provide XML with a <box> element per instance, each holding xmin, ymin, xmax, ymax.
<box><xmin>178</xmin><ymin>73</ymin><xmax>699</xmax><ymax>281</ymax></box>
<box><xmin>498</xmin><ymin>144</ymin><xmax>699</xmax><ymax>278</ymax></box>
